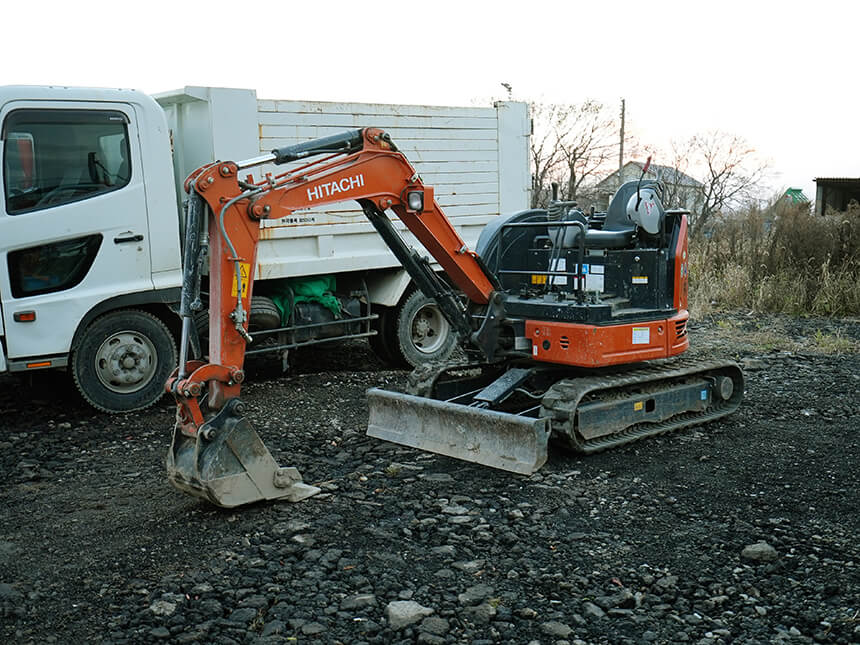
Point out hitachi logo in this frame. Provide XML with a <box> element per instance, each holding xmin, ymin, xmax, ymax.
<box><xmin>307</xmin><ymin>174</ymin><xmax>365</xmax><ymax>201</ymax></box>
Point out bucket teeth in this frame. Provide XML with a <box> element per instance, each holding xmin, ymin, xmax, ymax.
<box><xmin>166</xmin><ymin>399</ymin><xmax>319</xmax><ymax>508</ymax></box>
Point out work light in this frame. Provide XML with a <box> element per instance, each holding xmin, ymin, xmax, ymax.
<box><xmin>406</xmin><ymin>190</ymin><xmax>424</xmax><ymax>212</ymax></box>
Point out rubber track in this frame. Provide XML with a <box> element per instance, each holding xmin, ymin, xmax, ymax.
<box><xmin>540</xmin><ymin>358</ymin><xmax>744</xmax><ymax>453</ymax></box>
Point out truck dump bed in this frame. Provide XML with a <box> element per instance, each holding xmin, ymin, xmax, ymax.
<box><xmin>155</xmin><ymin>87</ymin><xmax>530</xmax><ymax>299</ymax></box>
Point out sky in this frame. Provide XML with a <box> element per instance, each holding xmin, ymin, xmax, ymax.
<box><xmin>4</xmin><ymin>0</ymin><xmax>857</xmax><ymax>201</ymax></box>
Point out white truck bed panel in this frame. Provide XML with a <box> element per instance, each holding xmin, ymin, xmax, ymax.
<box><xmin>157</xmin><ymin>88</ymin><xmax>530</xmax><ymax>285</ymax></box>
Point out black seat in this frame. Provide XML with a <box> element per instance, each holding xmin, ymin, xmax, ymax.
<box><xmin>559</xmin><ymin>179</ymin><xmax>665</xmax><ymax>250</ymax></box>
<box><xmin>582</xmin><ymin>227</ymin><xmax>636</xmax><ymax>249</ymax></box>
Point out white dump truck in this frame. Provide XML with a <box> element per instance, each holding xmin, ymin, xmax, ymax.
<box><xmin>0</xmin><ymin>85</ymin><xmax>530</xmax><ymax>412</ymax></box>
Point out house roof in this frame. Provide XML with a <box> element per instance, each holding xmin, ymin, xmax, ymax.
<box><xmin>595</xmin><ymin>160</ymin><xmax>703</xmax><ymax>190</ymax></box>
<box><xmin>783</xmin><ymin>188</ymin><xmax>809</xmax><ymax>203</ymax></box>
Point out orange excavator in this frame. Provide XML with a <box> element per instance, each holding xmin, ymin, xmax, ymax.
<box><xmin>166</xmin><ymin>128</ymin><xmax>742</xmax><ymax>508</ymax></box>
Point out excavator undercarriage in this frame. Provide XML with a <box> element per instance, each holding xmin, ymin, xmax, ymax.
<box><xmin>368</xmin><ymin>357</ymin><xmax>742</xmax><ymax>475</ymax></box>
<box><xmin>165</xmin><ymin>127</ymin><xmax>743</xmax><ymax>508</ymax></box>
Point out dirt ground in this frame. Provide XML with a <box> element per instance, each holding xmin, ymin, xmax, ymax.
<box><xmin>1</xmin><ymin>313</ymin><xmax>858</xmax><ymax>645</ymax></box>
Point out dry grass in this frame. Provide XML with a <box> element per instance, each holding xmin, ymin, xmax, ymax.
<box><xmin>689</xmin><ymin>201</ymin><xmax>860</xmax><ymax>317</ymax></box>
<box><xmin>810</xmin><ymin>329</ymin><xmax>860</xmax><ymax>355</ymax></box>
<box><xmin>710</xmin><ymin>317</ymin><xmax>860</xmax><ymax>355</ymax></box>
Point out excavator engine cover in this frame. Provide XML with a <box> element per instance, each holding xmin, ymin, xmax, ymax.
<box><xmin>167</xmin><ymin>399</ymin><xmax>320</xmax><ymax>508</ymax></box>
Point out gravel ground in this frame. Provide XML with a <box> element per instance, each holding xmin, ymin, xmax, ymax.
<box><xmin>1</xmin><ymin>313</ymin><xmax>858</xmax><ymax>645</ymax></box>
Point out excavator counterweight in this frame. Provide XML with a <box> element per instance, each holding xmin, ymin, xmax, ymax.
<box><xmin>166</xmin><ymin>128</ymin><xmax>743</xmax><ymax>508</ymax></box>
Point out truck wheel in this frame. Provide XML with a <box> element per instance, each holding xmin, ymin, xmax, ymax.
<box><xmin>369</xmin><ymin>306</ymin><xmax>398</xmax><ymax>365</ymax></box>
<box><xmin>392</xmin><ymin>290</ymin><xmax>457</xmax><ymax>368</ymax></box>
<box><xmin>193</xmin><ymin>296</ymin><xmax>281</xmax><ymax>345</ymax></box>
<box><xmin>248</xmin><ymin>296</ymin><xmax>282</xmax><ymax>332</ymax></box>
<box><xmin>71</xmin><ymin>310</ymin><xmax>177</xmax><ymax>413</ymax></box>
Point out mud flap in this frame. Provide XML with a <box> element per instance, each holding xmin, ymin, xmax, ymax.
<box><xmin>167</xmin><ymin>399</ymin><xmax>320</xmax><ymax>508</ymax></box>
<box><xmin>366</xmin><ymin>388</ymin><xmax>550</xmax><ymax>475</ymax></box>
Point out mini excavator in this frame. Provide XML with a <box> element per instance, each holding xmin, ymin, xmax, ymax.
<box><xmin>166</xmin><ymin>128</ymin><xmax>743</xmax><ymax>508</ymax></box>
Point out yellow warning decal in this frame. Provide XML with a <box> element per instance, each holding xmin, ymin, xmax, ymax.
<box><xmin>634</xmin><ymin>401</ymin><xmax>644</xmax><ymax>412</ymax></box>
<box><xmin>231</xmin><ymin>262</ymin><xmax>251</xmax><ymax>297</ymax></box>
<box><xmin>531</xmin><ymin>274</ymin><xmax>547</xmax><ymax>285</ymax></box>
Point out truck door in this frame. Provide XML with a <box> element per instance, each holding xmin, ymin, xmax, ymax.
<box><xmin>0</xmin><ymin>103</ymin><xmax>152</xmax><ymax>362</ymax></box>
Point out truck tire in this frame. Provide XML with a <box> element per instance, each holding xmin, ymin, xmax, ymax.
<box><xmin>369</xmin><ymin>306</ymin><xmax>398</xmax><ymax>365</ymax></box>
<box><xmin>392</xmin><ymin>290</ymin><xmax>458</xmax><ymax>368</ymax></box>
<box><xmin>193</xmin><ymin>296</ymin><xmax>282</xmax><ymax>347</ymax></box>
<box><xmin>71</xmin><ymin>309</ymin><xmax>177</xmax><ymax>413</ymax></box>
<box><xmin>247</xmin><ymin>296</ymin><xmax>282</xmax><ymax>332</ymax></box>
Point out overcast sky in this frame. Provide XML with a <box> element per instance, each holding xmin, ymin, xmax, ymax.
<box><xmin>4</xmin><ymin>0</ymin><xmax>856</xmax><ymax>200</ymax></box>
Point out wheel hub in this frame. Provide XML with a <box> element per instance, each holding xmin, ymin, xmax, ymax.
<box><xmin>410</xmin><ymin>304</ymin><xmax>449</xmax><ymax>354</ymax></box>
<box><xmin>414</xmin><ymin>316</ymin><xmax>432</xmax><ymax>339</ymax></box>
<box><xmin>95</xmin><ymin>331</ymin><xmax>157</xmax><ymax>393</ymax></box>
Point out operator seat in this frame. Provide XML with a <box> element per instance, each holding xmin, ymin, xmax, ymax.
<box><xmin>561</xmin><ymin>179</ymin><xmax>662</xmax><ymax>250</ymax></box>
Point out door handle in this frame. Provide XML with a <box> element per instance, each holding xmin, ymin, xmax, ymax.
<box><xmin>114</xmin><ymin>234</ymin><xmax>144</xmax><ymax>244</ymax></box>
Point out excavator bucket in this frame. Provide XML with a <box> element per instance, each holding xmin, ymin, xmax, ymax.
<box><xmin>366</xmin><ymin>388</ymin><xmax>550</xmax><ymax>475</ymax></box>
<box><xmin>167</xmin><ymin>400</ymin><xmax>320</xmax><ymax>508</ymax></box>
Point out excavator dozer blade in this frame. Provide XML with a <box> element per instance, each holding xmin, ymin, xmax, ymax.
<box><xmin>366</xmin><ymin>388</ymin><xmax>550</xmax><ymax>475</ymax></box>
<box><xmin>167</xmin><ymin>400</ymin><xmax>320</xmax><ymax>508</ymax></box>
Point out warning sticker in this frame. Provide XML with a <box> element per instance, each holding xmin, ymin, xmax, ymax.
<box><xmin>632</xmin><ymin>276</ymin><xmax>649</xmax><ymax>285</ymax></box>
<box><xmin>632</xmin><ymin>327</ymin><xmax>650</xmax><ymax>345</ymax></box>
<box><xmin>586</xmin><ymin>272</ymin><xmax>604</xmax><ymax>292</ymax></box>
<box><xmin>231</xmin><ymin>262</ymin><xmax>251</xmax><ymax>297</ymax></box>
<box><xmin>550</xmin><ymin>258</ymin><xmax>567</xmax><ymax>286</ymax></box>
<box><xmin>634</xmin><ymin>401</ymin><xmax>644</xmax><ymax>412</ymax></box>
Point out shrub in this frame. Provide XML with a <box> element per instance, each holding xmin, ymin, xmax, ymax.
<box><xmin>689</xmin><ymin>200</ymin><xmax>860</xmax><ymax>316</ymax></box>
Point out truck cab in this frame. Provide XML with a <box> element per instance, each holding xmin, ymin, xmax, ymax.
<box><xmin>0</xmin><ymin>86</ymin><xmax>183</xmax><ymax>411</ymax></box>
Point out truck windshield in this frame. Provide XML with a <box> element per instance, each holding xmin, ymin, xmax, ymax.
<box><xmin>2</xmin><ymin>109</ymin><xmax>131</xmax><ymax>215</ymax></box>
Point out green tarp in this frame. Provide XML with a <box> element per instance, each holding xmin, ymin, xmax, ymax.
<box><xmin>270</xmin><ymin>276</ymin><xmax>341</xmax><ymax>324</ymax></box>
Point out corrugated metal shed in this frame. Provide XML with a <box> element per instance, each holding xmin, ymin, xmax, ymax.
<box><xmin>814</xmin><ymin>177</ymin><xmax>860</xmax><ymax>215</ymax></box>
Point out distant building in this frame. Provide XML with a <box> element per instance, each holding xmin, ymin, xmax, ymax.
<box><xmin>782</xmin><ymin>187</ymin><xmax>809</xmax><ymax>204</ymax></box>
<box><xmin>593</xmin><ymin>161</ymin><xmax>704</xmax><ymax>212</ymax></box>
<box><xmin>814</xmin><ymin>177</ymin><xmax>860</xmax><ymax>215</ymax></box>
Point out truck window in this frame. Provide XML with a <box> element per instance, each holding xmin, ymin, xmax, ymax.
<box><xmin>7</xmin><ymin>234</ymin><xmax>103</xmax><ymax>298</ymax></box>
<box><xmin>2</xmin><ymin>109</ymin><xmax>131</xmax><ymax>215</ymax></box>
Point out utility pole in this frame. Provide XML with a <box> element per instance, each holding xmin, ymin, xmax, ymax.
<box><xmin>618</xmin><ymin>98</ymin><xmax>625</xmax><ymax>188</ymax></box>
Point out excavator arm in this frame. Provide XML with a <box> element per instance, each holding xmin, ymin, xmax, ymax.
<box><xmin>166</xmin><ymin>128</ymin><xmax>500</xmax><ymax>507</ymax></box>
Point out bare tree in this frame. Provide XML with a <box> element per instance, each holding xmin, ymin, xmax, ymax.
<box><xmin>658</xmin><ymin>139</ymin><xmax>694</xmax><ymax>209</ymax></box>
<box><xmin>685</xmin><ymin>131</ymin><xmax>768</xmax><ymax>236</ymax></box>
<box><xmin>529</xmin><ymin>100</ymin><xmax>621</xmax><ymax>208</ymax></box>
<box><xmin>528</xmin><ymin>102</ymin><xmax>563</xmax><ymax>208</ymax></box>
<box><xmin>555</xmin><ymin>100</ymin><xmax>618</xmax><ymax>202</ymax></box>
